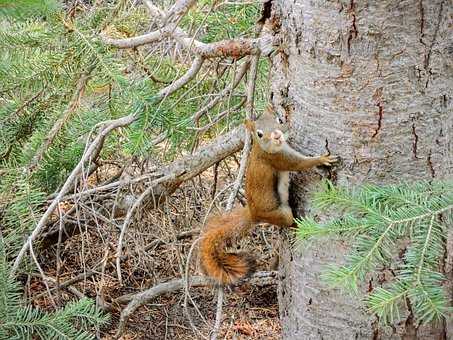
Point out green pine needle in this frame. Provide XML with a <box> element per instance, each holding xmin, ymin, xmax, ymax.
<box><xmin>296</xmin><ymin>180</ymin><xmax>453</xmax><ymax>326</ymax></box>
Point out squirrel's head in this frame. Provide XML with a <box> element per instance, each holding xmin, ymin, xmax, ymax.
<box><xmin>245</xmin><ymin>106</ymin><xmax>289</xmax><ymax>154</ymax></box>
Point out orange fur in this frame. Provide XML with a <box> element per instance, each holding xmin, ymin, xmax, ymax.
<box><xmin>199</xmin><ymin>207</ymin><xmax>255</xmax><ymax>285</ymax></box>
<box><xmin>199</xmin><ymin>110</ymin><xmax>339</xmax><ymax>286</ymax></box>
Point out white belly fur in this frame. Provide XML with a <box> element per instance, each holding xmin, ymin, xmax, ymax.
<box><xmin>278</xmin><ymin>171</ymin><xmax>290</xmax><ymax>206</ymax></box>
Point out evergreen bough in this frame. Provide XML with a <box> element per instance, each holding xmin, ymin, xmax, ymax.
<box><xmin>0</xmin><ymin>240</ymin><xmax>109</xmax><ymax>339</ymax></box>
<box><xmin>0</xmin><ymin>1</ymin><xmax>268</xmax><ymax>337</ymax></box>
<box><xmin>296</xmin><ymin>180</ymin><xmax>453</xmax><ymax>325</ymax></box>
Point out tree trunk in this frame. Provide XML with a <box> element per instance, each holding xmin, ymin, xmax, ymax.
<box><xmin>269</xmin><ymin>0</ymin><xmax>452</xmax><ymax>339</ymax></box>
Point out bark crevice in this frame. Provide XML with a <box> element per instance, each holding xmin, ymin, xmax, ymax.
<box><xmin>272</xmin><ymin>0</ymin><xmax>452</xmax><ymax>338</ymax></box>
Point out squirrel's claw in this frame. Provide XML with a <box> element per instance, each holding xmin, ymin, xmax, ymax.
<box><xmin>321</xmin><ymin>154</ymin><xmax>339</xmax><ymax>166</ymax></box>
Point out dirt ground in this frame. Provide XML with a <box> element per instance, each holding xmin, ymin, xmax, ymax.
<box><xmin>30</xmin><ymin>160</ymin><xmax>282</xmax><ymax>339</ymax></box>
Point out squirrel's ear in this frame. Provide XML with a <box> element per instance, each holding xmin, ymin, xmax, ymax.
<box><xmin>244</xmin><ymin>119</ymin><xmax>255</xmax><ymax>131</ymax></box>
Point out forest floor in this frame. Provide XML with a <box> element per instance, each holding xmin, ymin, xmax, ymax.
<box><xmin>29</xmin><ymin>160</ymin><xmax>282</xmax><ymax>339</ymax></box>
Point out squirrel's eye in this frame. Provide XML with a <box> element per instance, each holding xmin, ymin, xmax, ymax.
<box><xmin>256</xmin><ymin>130</ymin><xmax>264</xmax><ymax>138</ymax></box>
<box><xmin>276</xmin><ymin>116</ymin><xmax>284</xmax><ymax>124</ymax></box>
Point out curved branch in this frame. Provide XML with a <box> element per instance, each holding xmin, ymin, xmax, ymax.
<box><xmin>103</xmin><ymin>0</ymin><xmax>275</xmax><ymax>58</ymax></box>
<box><xmin>157</xmin><ymin>56</ymin><xmax>204</xmax><ymax>100</ymax></box>
<box><xmin>190</xmin><ymin>96</ymin><xmax>246</xmax><ymax>132</ymax></box>
<box><xmin>101</xmin><ymin>29</ymin><xmax>167</xmax><ymax>49</ymax></box>
<box><xmin>102</xmin><ymin>0</ymin><xmax>197</xmax><ymax>48</ymax></box>
<box><xmin>115</xmin><ymin>271</ymin><xmax>277</xmax><ymax>337</ymax></box>
<box><xmin>104</xmin><ymin>30</ymin><xmax>270</xmax><ymax>59</ymax></box>
<box><xmin>165</xmin><ymin>0</ymin><xmax>197</xmax><ymax>23</ymax></box>
<box><xmin>193</xmin><ymin>59</ymin><xmax>250</xmax><ymax>121</ymax></box>
<box><xmin>11</xmin><ymin>114</ymin><xmax>136</xmax><ymax>276</ymax></box>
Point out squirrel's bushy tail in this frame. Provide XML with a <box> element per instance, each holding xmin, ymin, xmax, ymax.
<box><xmin>199</xmin><ymin>207</ymin><xmax>255</xmax><ymax>285</ymax></box>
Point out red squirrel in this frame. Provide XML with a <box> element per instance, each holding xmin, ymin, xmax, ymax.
<box><xmin>199</xmin><ymin>108</ymin><xmax>338</xmax><ymax>285</ymax></box>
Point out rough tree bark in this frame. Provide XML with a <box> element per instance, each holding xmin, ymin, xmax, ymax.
<box><xmin>269</xmin><ymin>0</ymin><xmax>452</xmax><ymax>339</ymax></box>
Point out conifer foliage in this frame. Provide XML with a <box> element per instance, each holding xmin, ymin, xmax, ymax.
<box><xmin>1</xmin><ymin>0</ymin><xmax>267</xmax><ymax>337</ymax></box>
<box><xmin>0</xmin><ymin>238</ymin><xmax>109</xmax><ymax>339</ymax></box>
<box><xmin>296</xmin><ymin>180</ymin><xmax>453</xmax><ymax>325</ymax></box>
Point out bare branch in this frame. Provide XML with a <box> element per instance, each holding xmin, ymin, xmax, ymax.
<box><xmin>104</xmin><ymin>30</ymin><xmax>270</xmax><ymax>59</ymax></box>
<box><xmin>101</xmin><ymin>29</ymin><xmax>167</xmax><ymax>49</ymax></box>
<box><xmin>190</xmin><ymin>96</ymin><xmax>246</xmax><ymax>132</ymax></box>
<box><xmin>157</xmin><ymin>56</ymin><xmax>204</xmax><ymax>100</ymax></box>
<box><xmin>211</xmin><ymin>20</ymin><xmax>263</xmax><ymax>339</ymax></box>
<box><xmin>165</xmin><ymin>0</ymin><xmax>197</xmax><ymax>23</ymax></box>
<box><xmin>143</xmin><ymin>0</ymin><xmax>165</xmax><ymax>18</ymax></box>
<box><xmin>11</xmin><ymin>114</ymin><xmax>136</xmax><ymax>276</ymax></box>
<box><xmin>211</xmin><ymin>287</ymin><xmax>224</xmax><ymax>340</ymax></box>
<box><xmin>28</xmin><ymin>71</ymin><xmax>91</xmax><ymax>172</ymax></box>
<box><xmin>193</xmin><ymin>59</ymin><xmax>250</xmax><ymax>122</ymax></box>
<box><xmin>116</xmin><ymin>271</ymin><xmax>277</xmax><ymax>337</ymax></box>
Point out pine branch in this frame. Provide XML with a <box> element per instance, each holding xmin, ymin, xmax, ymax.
<box><xmin>296</xmin><ymin>180</ymin><xmax>453</xmax><ymax>325</ymax></box>
<box><xmin>28</xmin><ymin>70</ymin><xmax>92</xmax><ymax>172</ymax></box>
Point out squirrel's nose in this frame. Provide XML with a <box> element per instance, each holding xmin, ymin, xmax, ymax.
<box><xmin>271</xmin><ymin>130</ymin><xmax>282</xmax><ymax>140</ymax></box>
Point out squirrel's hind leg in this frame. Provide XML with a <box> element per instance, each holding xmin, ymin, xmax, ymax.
<box><xmin>256</xmin><ymin>206</ymin><xmax>294</xmax><ymax>227</ymax></box>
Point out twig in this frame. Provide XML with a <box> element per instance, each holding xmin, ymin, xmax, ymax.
<box><xmin>156</xmin><ymin>56</ymin><xmax>204</xmax><ymax>100</ymax></box>
<box><xmin>55</xmin><ymin>204</ymin><xmax>64</xmax><ymax>300</ymax></box>
<box><xmin>29</xmin><ymin>245</ymin><xmax>57</xmax><ymax>308</ymax></box>
<box><xmin>211</xmin><ymin>287</ymin><xmax>224</xmax><ymax>340</ymax></box>
<box><xmin>115</xmin><ymin>271</ymin><xmax>277</xmax><ymax>338</ymax></box>
<box><xmin>193</xmin><ymin>59</ymin><xmax>250</xmax><ymax>122</ymax></box>
<box><xmin>28</xmin><ymin>71</ymin><xmax>92</xmax><ymax>172</ymax></box>
<box><xmin>181</xmin><ymin>182</ymin><xmax>235</xmax><ymax>337</ymax></box>
<box><xmin>210</xmin><ymin>18</ymin><xmax>263</xmax><ymax>340</ymax></box>
<box><xmin>183</xmin><ymin>237</ymin><xmax>209</xmax><ymax>339</ymax></box>
<box><xmin>164</xmin><ymin>0</ymin><xmax>197</xmax><ymax>23</ymax></box>
<box><xmin>11</xmin><ymin>114</ymin><xmax>136</xmax><ymax>276</ymax></box>
<box><xmin>190</xmin><ymin>97</ymin><xmax>246</xmax><ymax>132</ymax></box>
<box><xmin>116</xmin><ymin>173</ymin><xmax>176</xmax><ymax>284</ymax></box>
<box><xmin>9</xmin><ymin>87</ymin><xmax>46</xmax><ymax>118</ymax></box>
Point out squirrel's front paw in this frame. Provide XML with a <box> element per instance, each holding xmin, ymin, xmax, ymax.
<box><xmin>320</xmin><ymin>154</ymin><xmax>339</xmax><ymax>166</ymax></box>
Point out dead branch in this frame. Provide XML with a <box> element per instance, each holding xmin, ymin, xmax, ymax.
<box><xmin>11</xmin><ymin>114</ymin><xmax>136</xmax><ymax>276</ymax></box>
<box><xmin>193</xmin><ymin>59</ymin><xmax>250</xmax><ymax>122</ymax></box>
<box><xmin>183</xmin><ymin>237</ymin><xmax>208</xmax><ymax>338</ymax></box>
<box><xmin>32</xmin><ymin>230</ymin><xmax>200</xmax><ymax>301</ymax></box>
<box><xmin>156</xmin><ymin>55</ymin><xmax>204</xmax><ymax>100</ymax></box>
<box><xmin>104</xmin><ymin>29</ymin><xmax>269</xmax><ymax>59</ymax></box>
<box><xmin>164</xmin><ymin>0</ymin><xmax>197</xmax><ymax>23</ymax></box>
<box><xmin>102</xmin><ymin>28</ymin><xmax>170</xmax><ymax>49</ymax></box>
<box><xmin>190</xmin><ymin>96</ymin><xmax>246</xmax><ymax>132</ymax></box>
<box><xmin>134</xmin><ymin>125</ymin><xmax>246</xmax><ymax>207</ymax></box>
<box><xmin>54</xmin><ymin>124</ymin><xmax>244</xmax><ymax>211</ymax></box>
<box><xmin>28</xmin><ymin>71</ymin><xmax>91</xmax><ymax>172</ymax></box>
<box><xmin>103</xmin><ymin>0</ymin><xmax>275</xmax><ymax>59</ymax></box>
<box><xmin>115</xmin><ymin>271</ymin><xmax>277</xmax><ymax>337</ymax></box>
